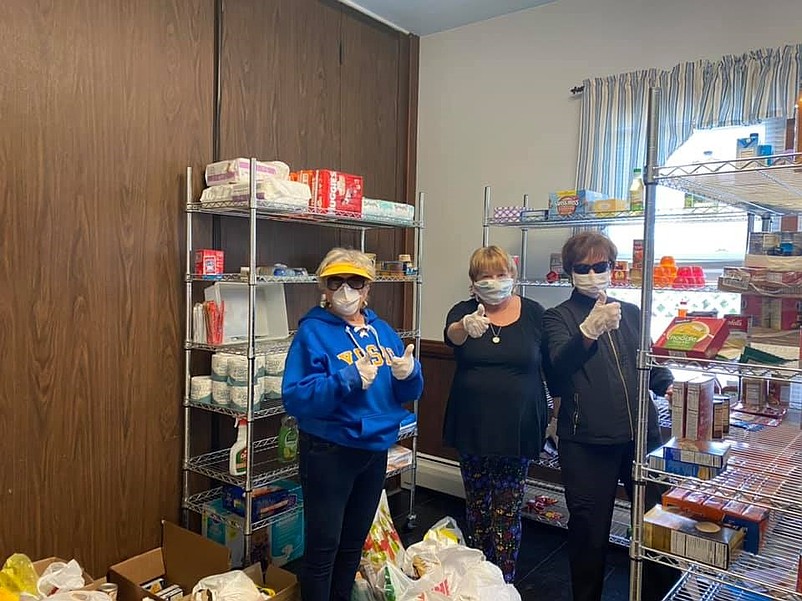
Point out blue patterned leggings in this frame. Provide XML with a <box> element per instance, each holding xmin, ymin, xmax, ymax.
<box><xmin>459</xmin><ymin>453</ymin><xmax>530</xmax><ymax>583</ymax></box>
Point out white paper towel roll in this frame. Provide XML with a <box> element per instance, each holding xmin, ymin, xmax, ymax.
<box><xmin>212</xmin><ymin>380</ymin><xmax>230</xmax><ymax>405</ymax></box>
<box><xmin>229</xmin><ymin>384</ymin><xmax>249</xmax><ymax>409</ymax></box>
<box><xmin>190</xmin><ymin>376</ymin><xmax>213</xmax><ymax>402</ymax></box>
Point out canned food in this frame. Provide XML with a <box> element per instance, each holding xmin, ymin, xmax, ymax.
<box><xmin>98</xmin><ymin>582</ymin><xmax>119</xmax><ymax>600</ymax></box>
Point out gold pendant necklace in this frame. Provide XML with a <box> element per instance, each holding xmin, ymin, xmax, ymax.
<box><xmin>489</xmin><ymin>323</ymin><xmax>502</xmax><ymax>344</ymax></box>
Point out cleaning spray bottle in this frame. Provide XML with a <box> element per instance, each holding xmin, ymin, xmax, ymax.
<box><xmin>229</xmin><ymin>418</ymin><xmax>248</xmax><ymax>476</ymax></box>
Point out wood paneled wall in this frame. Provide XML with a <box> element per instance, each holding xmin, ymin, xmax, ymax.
<box><xmin>0</xmin><ymin>0</ymin><xmax>418</xmax><ymax>577</ymax></box>
<box><xmin>0</xmin><ymin>0</ymin><xmax>214</xmax><ymax>575</ymax></box>
<box><xmin>216</xmin><ymin>0</ymin><xmax>417</xmax><ymax>331</ymax></box>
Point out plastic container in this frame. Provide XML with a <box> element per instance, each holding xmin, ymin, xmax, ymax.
<box><xmin>204</xmin><ymin>282</ymin><xmax>289</xmax><ymax>343</ymax></box>
<box><xmin>277</xmin><ymin>416</ymin><xmax>299</xmax><ymax>463</ymax></box>
<box><xmin>628</xmin><ymin>169</ymin><xmax>644</xmax><ymax>212</ymax></box>
<box><xmin>229</xmin><ymin>418</ymin><xmax>248</xmax><ymax>476</ymax></box>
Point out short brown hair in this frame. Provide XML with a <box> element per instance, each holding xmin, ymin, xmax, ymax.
<box><xmin>468</xmin><ymin>245</ymin><xmax>518</xmax><ymax>282</ymax></box>
<box><xmin>561</xmin><ymin>231</ymin><xmax>617</xmax><ymax>274</ymax></box>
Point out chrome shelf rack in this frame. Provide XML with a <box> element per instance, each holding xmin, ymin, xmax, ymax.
<box><xmin>629</xmin><ymin>87</ymin><xmax>802</xmax><ymax>601</ymax></box>
<box><xmin>182</xmin><ymin>160</ymin><xmax>425</xmax><ymax>563</ymax></box>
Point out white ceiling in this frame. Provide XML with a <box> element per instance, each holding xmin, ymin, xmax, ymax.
<box><xmin>342</xmin><ymin>0</ymin><xmax>558</xmax><ymax>36</ymax></box>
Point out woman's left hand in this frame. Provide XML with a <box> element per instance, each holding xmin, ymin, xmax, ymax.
<box><xmin>390</xmin><ymin>344</ymin><xmax>416</xmax><ymax>380</ymax></box>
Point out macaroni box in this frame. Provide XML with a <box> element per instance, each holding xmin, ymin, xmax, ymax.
<box><xmin>547</xmin><ymin>189</ymin><xmax>606</xmax><ymax>219</ymax></box>
<box><xmin>652</xmin><ymin>317</ymin><xmax>730</xmax><ymax>360</ymax></box>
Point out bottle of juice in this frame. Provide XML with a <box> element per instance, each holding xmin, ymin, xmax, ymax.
<box><xmin>628</xmin><ymin>168</ymin><xmax>644</xmax><ymax>212</ymax></box>
<box><xmin>228</xmin><ymin>418</ymin><xmax>248</xmax><ymax>476</ymax></box>
<box><xmin>277</xmin><ymin>415</ymin><xmax>299</xmax><ymax>463</ymax></box>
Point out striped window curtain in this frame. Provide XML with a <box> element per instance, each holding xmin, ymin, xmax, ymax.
<box><xmin>576</xmin><ymin>44</ymin><xmax>802</xmax><ymax>200</ymax></box>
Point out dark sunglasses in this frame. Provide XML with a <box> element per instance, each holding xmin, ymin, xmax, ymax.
<box><xmin>326</xmin><ymin>276</ymin><xmax>368</xmax><ymax>291</ymax></box>
<box><xmin>573</xmin><ymin>261</ymin><xmax>612</xmax><ymax>275</ymax></box>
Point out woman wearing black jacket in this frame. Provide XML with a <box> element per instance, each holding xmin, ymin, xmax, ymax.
<box><xmin>542</xmin><ymin>231</ymin><xmax>674</xmax><ymax>601</ymax></box>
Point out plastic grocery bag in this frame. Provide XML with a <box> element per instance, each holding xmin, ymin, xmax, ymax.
<box><xmin>382</xmin><ymin>562</ymin><xmax>451</xmax><ymax>601</ymax></box>
<box><xmin>191</xmin><ymin>570</ymin><xmax>261</xmax><ymax>601</ymax></box>
<box><xmin>37</xmin><ymin>560</ymin><xmax>86</xmax><ymax>596</ymax></box>
<box><xmin>361</xmin><ymin>490</ymin><xmax>405</xmax><ymax>586</ymax></box>
<box><xmin>422</xmin><ymin>517</ymin><xmax>465</xmax><ymax>547</ymax></box>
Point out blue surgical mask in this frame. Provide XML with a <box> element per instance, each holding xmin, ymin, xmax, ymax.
<box><xmin>473</xmin><ymin>278</ymin><xmax>514</xmax><ymax>305</ymax></box>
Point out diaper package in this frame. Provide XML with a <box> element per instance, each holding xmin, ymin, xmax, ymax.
<box><xmin>205</xmin><ymin>158</ymin><xmax>290</xmax><ymax>186</ymax></box>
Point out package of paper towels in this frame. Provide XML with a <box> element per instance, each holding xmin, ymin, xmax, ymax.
<box><xmin>205</xmin><ymin>158</ymin><xmax>290</xmax><ymax>186</ymax></box>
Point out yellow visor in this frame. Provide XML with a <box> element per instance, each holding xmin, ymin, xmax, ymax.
<box><xmin>319</xmin><ymin>262</ymin><xmax>374</xmax><ymax>280</ymax></box>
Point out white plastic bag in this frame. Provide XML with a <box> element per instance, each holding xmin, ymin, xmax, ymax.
<box><xmin>383</xmin><ymin>562</ymin><xmax>451</xmax><ymax>600</ymax></box>
<box><xmin>477</xmin><ymin>584</ymin><xmax>522</xmax><ymax>601</ymax></box>
<box><xmin>191</xmin><ymin>570</ymin><xmax>261</xmax><ymax>601</ymax></box>
<box><xmin>422</xmin><ymin>517</ymin><xmax>465</xmax><ymax>547</ymax></box>
<box><xmin>47</xmin><ymin>593</ymin><xmax>111</xmax><ymax>601</ymax></box>
<box><xmin>37</xmin><ymin>560</ymin><xmax>86</xmax><ymax>596</ymax></box>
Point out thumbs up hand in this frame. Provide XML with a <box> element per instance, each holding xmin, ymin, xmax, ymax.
<box><xmin>462</xmin><ymin>304</ymin><xmax>491</xmax><ymax>339</ymax></box>
<box><xmin>579</xmin><ymin>293</ymin><xmax>622</xmax><ymax>340</ymax></box>
<box><xmin>391</xmin><ymin>343</ymin><xmax>416</xmax><ymax>380</ymax></box>
<box><xmin>355</xmin><ymin>352</ymin><xmax>378</xmax><ymax>390</ymax></box>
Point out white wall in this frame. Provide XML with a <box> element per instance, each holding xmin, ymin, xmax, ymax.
<box><xmin>417</xmin><ymin>0</ymin><xmax>802</xmax><ymax>338</ymax></box>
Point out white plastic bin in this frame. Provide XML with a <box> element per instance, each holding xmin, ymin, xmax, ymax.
<box><xmin>204</xmin><ymin>282</ymin><xmax>290</xmax><ymax>343</ymax></box>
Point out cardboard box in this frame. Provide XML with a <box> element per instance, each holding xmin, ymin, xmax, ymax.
<box><xmin>109</xmin><ymin>522</ymin><xmax>230</xmax><ymax>601</ymax></box>
<box><xmin>241</xmin><ymin>563</ymin><xmax>300</xmax><ymax>601</ymax></box>
<box><xmin>222</xmin><ymin>479</ymin><xmax>301</xmax><ymax>520</ymax></box>
<box><xmin>647</xmin><ymin>449</ymin><xmax>725</xmax><ymax>480</ymax></box>
<box><xmin>547</xmin><ymin>189</ymin><xmax>606</xmax><ymax>219</ymax></box>
<box><xmin>644</xmin><ymin>505</ymin><xmax>744</xmax><ymax>569</ymax></box>
<box><xmin>194</xmin><ymin>250</ymin><xmax>224</xmax><ymax>278</ymax></box>
<box><xmin>662</xmin><ymin>437</ymin><xmax>731</xmax><ymax>469</ymax></box>
<box><xmin>297</xmin><ymin>169</ymin><xmax>363</xmax><ymax>215</ymax></box>
<box><xmin>201</xmin><ymin>499</ymin><xmax>269</xmax><ymax>568</ymax></box>
<box><xmin>767</xmin><ymin>297</ymin><xmax>802</xmax><ymax>330</ymax></box>
<box><xmin>652</xmin><ymin>317</ymin><xmax>730</xmax><ymax>360</ymax></box>
<box><xmin>670</xmin><ymin>373</ymin><xmax>696</xmax><ymax>439</ymax></box>
<box><xmin>269</xmin><ymin>507</ymin><xmax>305</xmax><ymax>567</ymax></box>
<box><xmin>587</xmin><ymin>197</ymin><xmax>629</xmax><ymax>215</ymax></box>
<box><xmin>685</xmin><ymin>375</ymin><xmax>716</xmax><ymax>440</ymax></box>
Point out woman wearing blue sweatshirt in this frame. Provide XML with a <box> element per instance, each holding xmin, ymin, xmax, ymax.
<box><xmin>282</xmin><ymin>247</ymin><xmax>424</xmax><ymax>601</ymax></box>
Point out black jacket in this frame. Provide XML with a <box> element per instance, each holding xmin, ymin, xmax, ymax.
<box><xmin>542</xmin><ymin>290</ymin><xmax>670</xmax><ymax>446</ymax></box>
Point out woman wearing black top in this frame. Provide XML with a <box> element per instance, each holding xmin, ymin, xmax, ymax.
<box><xmin>443</xmin><ymin>245</ymin><xmax>549</xmax><ymax>583</ymax></box>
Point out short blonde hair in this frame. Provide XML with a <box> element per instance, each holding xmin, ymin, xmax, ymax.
<box><xmin>468</xmin><ymin>245</ymin><xmax>518</xmax><ymax>282</ymax></box>
<box><xmin>316</xmin><ymin>247</ymin><xmax>376</xmax><ymax>288</ymax></box>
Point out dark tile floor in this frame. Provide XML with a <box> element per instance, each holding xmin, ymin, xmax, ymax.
<box><xmin>385</xmin><ymin>486</ymin><xmax>632</xmax><ymax>601</ymax></box>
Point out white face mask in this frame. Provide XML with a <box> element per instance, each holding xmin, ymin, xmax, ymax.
<box><xmin>473</xmin><ymin>278</ymin><xmax>514</xmax><ymax>305</ymax></box>
<box><xmin>573</xmin><ymin>271</ymin><xmax>611</xmax><ymax>298</ymax></box>
<box><xmin>331</xmin><ymin>284</ymin><xmax>363</xmax><ymax>316</ymax></box>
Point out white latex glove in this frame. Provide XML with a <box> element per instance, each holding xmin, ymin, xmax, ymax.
<box><xmin>461</xmin><ymin>304</ymin><xmax>490</xmax><ymax>338</ymax></box>
<box><xmin>579</xmin><ymin>292</ymin><xmax>622</xmax><ymax>340</ymax></box>
<box><xmin>355</xmin><ymin>353</ymin><xmax>378</xmax><ymax>390</ymax></box>
<box><xmin>391</xmin><ymin>344</ymin><xmax>416</xmax><ymax>380</ymax></box>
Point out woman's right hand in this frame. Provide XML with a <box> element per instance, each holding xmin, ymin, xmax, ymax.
<box><xmin>355</xmin><ymin>353</ymin><xmax>378</xmax><ymax>390</ymax></box>
<box><xmin>461</xmin><ymin>304</ymin><xmax>490</xmax><ymax>338</ymax></box>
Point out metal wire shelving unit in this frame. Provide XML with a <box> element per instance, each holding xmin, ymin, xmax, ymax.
<box><xmin>629</xmin><ymin>87</ymin><xmax>802</xmax><ymax>601</ymax></box>
<box><xmin>181</xmin><ymin>160</ymin><xmax>425</xmax><ymax>563</ymax></box>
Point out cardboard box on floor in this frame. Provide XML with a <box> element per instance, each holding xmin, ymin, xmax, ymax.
<box><xmin>109</xmin><ymin>521</ymin><xmax>298</xmax><ymax>601</ymax></box>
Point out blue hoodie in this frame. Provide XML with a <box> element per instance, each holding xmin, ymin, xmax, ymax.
<box><xmin>282</xmin><ymin>306</ymin><xmax>424</xmax><ymax>451</ymax></box>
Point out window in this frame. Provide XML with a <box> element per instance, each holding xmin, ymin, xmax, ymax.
<box><xmin>605</xmin><ymin>120</ymin><xmax>785</xmax><ymax>337</ymax></box>
<box><xmin>608</xmin><ymin>120</ymin><xmax>785</xmax><ymax>266</ymax></box>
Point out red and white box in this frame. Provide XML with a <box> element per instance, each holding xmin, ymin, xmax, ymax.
<box><xmin>295</xmin><ymin>169</ymin><xmax>363</xmax><ymax>215</ymax></box>
<box><xmin>195</xmin><ymin>249</ymin><xmax>225</xmax><ymax>277</ymax></box>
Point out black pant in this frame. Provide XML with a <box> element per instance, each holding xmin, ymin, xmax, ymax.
<box><xmin>559</xmin><ymin>440</ymin><xmax>677</xmax><ymax>601</ymax></box>
<box><xmin>298</xmin><ymin>432</ymin><xmax>388</xmax><ymax>601</ymax></box>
